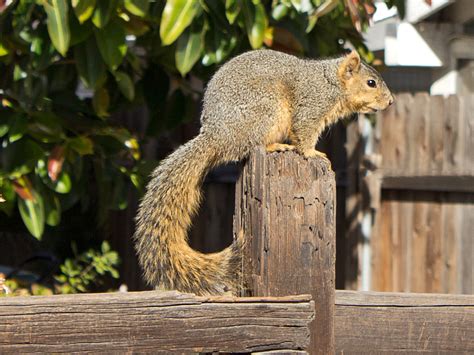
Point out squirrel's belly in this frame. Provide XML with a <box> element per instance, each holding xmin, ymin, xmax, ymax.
<box><xmin>264</xmin><ymin>98</ymin><xmax>292</xmax><ymax>145</ymax></box>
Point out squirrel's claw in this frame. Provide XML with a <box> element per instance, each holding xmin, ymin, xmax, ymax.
<box><xmin>266</xmin><ymin>143</ymin><xmax>296</xmax><ymax>153</ymax></box>
<box><xmin>302</xmin><ymin>149</ymin><xmax>332</xmax><ymax>166</ymax></box>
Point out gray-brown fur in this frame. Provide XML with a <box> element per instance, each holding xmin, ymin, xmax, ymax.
<box><xmin>134</xmin><ymin>49</ymin><xmax>393</xmax><ymax>295</ymax></box>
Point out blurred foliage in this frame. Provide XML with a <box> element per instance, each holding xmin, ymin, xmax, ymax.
<box><xmin>0</xmin><ymin>241</ymin><xmax>120</xmax><ymax>296</ymax></box>
<box><xmin>0</xmin><ymin>0</ymin><xmax>403</xmax><ymax>240</ymax></box>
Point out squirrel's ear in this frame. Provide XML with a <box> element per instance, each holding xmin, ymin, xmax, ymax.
<box><xmin>338</xmin><ymin>50</ymin><xmax>361</xmax><ymax>80</ymax></box>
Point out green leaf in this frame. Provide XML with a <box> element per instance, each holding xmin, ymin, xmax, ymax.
<box><xmin>42</xmin><ymin>0</ymin><xmax>71</xmax><ymax>56</ymax></box>
<box><xmin>69</xmin><ymin>9</ymin><xmax>94</xmax><ymax>45</ymax></box>
<box><xmin>28</xmin><ymin>112</ymin><xmax>64</xmax><ymax>143</ymax></box>
<box><xmin>160</xmin><ymin>0</ymin><xmax>200</xmax><ymax>46</ymax></box>
<box><xmin>175</xmin><ymin>23</ymin><xmax>204</xmax><ymax>76</ymax></box>
<box><xmin>8</xmin><ymin>113</ymin><xmax>27</xmax><ymax>143</ymax></box>
<box><xmin>0</xmin><ymin>119</ymin><xmax>9</xmax><ymax>137</ymax></box>
<box><xmin>290</xmin><ymin>0</ymin><xmax>302</xmax><ymax>12</ymax></box>
<box><xmin>36</xmin><ymin>159</ymin><xmax>72</xmax><ymax>194</ymax></box>
<box><xmin>0</xmin><ymin>180</ymin><xmax>16</xmax><ymax>216</ymax></box>
<box><xmin>44</xmin><ymin>191</ymin><xmax>61</xmax><ymax>226</ymax></box>
<box><xmin>68</xmin><ymin>136</ymin><xmax>94</xmax><ymax>155</ymax></box>
<box><xmin>94</xmin><ymin>20</ymin><xmax>127</xmax><ymax>70</ymax></box>
<box><xmin>242</xmin><ymin>0</ymin><xmax>266</xmax><ymax>49</ymax></box>
<box><xmin>101</xmin><ymin>241</ymin><xmax>110</xmax><ymax>253</ymax></box>
<box><xmin>0</xmin><ymin>42</ymin><xmax>9</xmax><ymax>57</ymax></box>
<box><xmin>124</xmin><ymin>0</ymin><xmax>149</xmax><ymax>17</ymax></box>
<box><xmin>225</xmin><ymin>0</ymin><xmax>240</xmax><ymax>24</ymax></box>
<box><xmin>272</xmin><ymin>3</ymin><xmax>289</xmax><ymax>20</ymax></box>
<box><xmin>53</xmin><ymin>172</ymin><xmax>72</xmax><ymax>193</ymax></box>
<box><xmin>114</xmin><ymin>71</ymin><xmax>135</xmax><ymax>101</ymax></box>
<box><xmin>202</xmin><ymin>27</ymin><xmax>237</xmax><ymax>66</ymax></box>
<box><xmin>91</xmin><ymin>0</ymin><xmax>117</xmax><ymax>28</ymax></box>
<box><xmin>74</xmin><ymin>37</ymin><xmax>106</xmax><ymax>88</ymax></box>
<box><xmin>92</xmin><ymin>87</ymin><xmax>110</xmax><ymax>118</ymax></box>
<box><xmin>18</xmin><ymin>189</ymin><xmax>45</xmax><ymax>239</ymax></box>
<box><xmin>3</xmin><ymin>139</ymin><xmax>44</xmax><ymax>177</ymax></box>
<box><xmin>72</xmin><ymin>0</ymin><xmax>96</xmax><ymax>23</ymax></box>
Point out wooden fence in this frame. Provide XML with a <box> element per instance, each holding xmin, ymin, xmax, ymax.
<box><xmin>345</xmin><ymin>93</ymin><xmax>473</xmax><ymax>293</ymax></box>
<box><xmin>0</xmin><ymin>291</ymin><xmax>314</xmax><ymax>353</ymax></box>
<box><xmin>2</xmin><ymin>149</ymin><xmax>473</xmax><ymax>354</ymax></box>
<box><xmin>335</xmin><ymin>290</ymin><xmax>474</xmax><ymax>353</ymax></box>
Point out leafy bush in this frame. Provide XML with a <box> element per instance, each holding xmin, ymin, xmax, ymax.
<box><xmin>1</xmin><ymin>241</ymin><xmax>120</xmax><ymax>296</ymax></box>
<box><xmin>54</xmin><ymin>240</ymin><xmax>120</xmax><ymax>293</ymax></box>
<box><xmin>0</xmin><ymin>0</ymin><xmax>401</xmax><ymax>239</ymax></box>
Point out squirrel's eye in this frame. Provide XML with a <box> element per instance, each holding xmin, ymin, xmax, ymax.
<box><xmin>367</xmin><ymin>79</ymin><xmax>377</xmax><ymax>88</ymax></box>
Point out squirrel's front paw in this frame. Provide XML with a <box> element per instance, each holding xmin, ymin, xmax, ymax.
<box><xmin>266</xmin><ymin>143</ymin><xmax>296</xmax><ymax>153</ymax></box>
<box><xmin>302</xmin><ymin>149</ymin><xmax>331</xmax><ymax>165</ymax></box>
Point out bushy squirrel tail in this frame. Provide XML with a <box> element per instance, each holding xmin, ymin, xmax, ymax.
<box><xmin>134</xmin><ymin>134</ymin><xmax>243</xmax><ymax>295</ymax></box>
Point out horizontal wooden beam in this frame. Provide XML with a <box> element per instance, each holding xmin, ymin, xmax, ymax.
<box><xmin>0</xmin><ymin>291</ymin><xmax>314</xmax><ymax>353</ymax></box>
<box><xmin>335</xmin><ymin>290</ymin><xmax>474</xmax><ymax>353</ymax></box>
<box><xmin>381</xmin><ymin>175</ymin><xmax>474</xmax><ymax>193</ymax></box>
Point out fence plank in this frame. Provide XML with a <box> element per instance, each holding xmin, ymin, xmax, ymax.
<box><xmin>372</xmin><ymin>192</ymin><xmax>391</xmax><ymax>291</ymax></box>
<box><xmin>414</xmin><ymin>92</ymin><xmax>431</xmax><ymax>174</ymax></box>
<box><xmin>366</xmin><ymin>93</ymin><xmax>474</xmax><ymax>294</ymax></box>
<box><xmin>0</xmin><ymin>291</ymin><xmax>314</xmax><ymax>353</ymax></box>
<box><xmin>381</xmin><ymin>175</ymin><xmax>474</xmax><ymax>192</ymax></box>
<box><xmin>411</xmin><ymin>195</ymin><xmax>429</xmax><ymax>293</ymax></box>
<box><xmin>426</xmin><ymin>194</ymin><xmax>443</xmax><ymax>293</ymax></box>
<box><xmin>461</xmin><ymin>199</ymin><xmax>474</xmax><ymax>294</ymax></box>
<box><xmin>344</xmin><ymin>120</ymin><xmax>363</xmax><ymax>290</ymax></box>
<box><xmin>335</xmin><ymin>290</ymin><xmax>474</xmax><ymax>354</ymax></box>
<box><xmin>401</xmin><ymin>192</ymin><xmax>414</xmax><ymax>292</ymax></box>
<box><xmin>429</xmin><ymin>95</ymin><xmax>445</xmax><ymax>173</ymax></box>
<box><xmin>443</xmin><ymin>95</ymin><xmax>462</xmax><ymax>173</ymax></box>
<box><xmin>234</xmin><ymin>148</ymin><xmax>336</xmax><ymax>354</ymax></box>
<box><xmin>464</xmin><ymin>94</ymin><xmax>474</xmax><ymax>172</ymax></box>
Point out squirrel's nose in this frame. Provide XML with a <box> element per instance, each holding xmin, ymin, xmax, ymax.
<box><xmin>388</xmin><ymin>94</ymin><xmax>395</xmax><ymax>106</ymax></box>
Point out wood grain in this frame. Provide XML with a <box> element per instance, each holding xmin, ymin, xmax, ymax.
<box><xmin>335</xmin><ymin>290</ymin><xmax>474</xmax><ymax>354</ymax></box>
<box><xmin>359</xmin><ymin>93</ymin><xmax>474</xmax><ymax>294</ymax></box>
<box><xmin>234</xmin><ymin>148</ymin><xmax>336</xmax><ymax>354</ymax></box>
<box><xmin>0</xmin><ymin>291</ymin><xmax>314</xmax><ymax>353</ymax></box>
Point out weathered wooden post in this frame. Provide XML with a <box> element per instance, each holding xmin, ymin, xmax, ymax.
<box><xmin>234</xmin><ymin>147</ymin><xmax>336</xmax><ymax>354</ymax></box>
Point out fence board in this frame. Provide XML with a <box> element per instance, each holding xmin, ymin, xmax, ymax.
<box><xmin>360</xmin><ymin>93</ymin><xmax>474</xmax><ymax>294</ymax></box>
<box><xmin>335</xmin><ymin>290</ymin><xmax>474</xmax><ymax>354</ymax></box>
<box><xmin>426</xmin><ymin>194</ymin><xmax>443</xmax><ymax>292</ymax></box>
<box><xmin>464</xmin><ymin>94</ymin><xmax>474</xmax><ymax>172</ymax></box>
<box><xmin>461</xmin><ymin>201</ymin><xmax>473</xmax><ymax>294</ymax></box>
<box><xmin>441</xmin><ymin>193</ymin><xmax>461</xmax><ymax>293</ymax></box>
<box><xmin>381</xmin><ymin>175</ymin><xmax>474</xmax><ymax>192</ymax></box>
<box><xmin>443</xmin><ymin>95</ymin><xmax>462</xmax><ymax>173</ymax></box>
<box><xmin>430</xmin><ymin>96</ymin><xmax>445</xmax><ymax>173</ymax></box>
<box><xmin>0</xmin><ymin>291</ymin><xmax>314</xmax><ymax>353</ymax></box>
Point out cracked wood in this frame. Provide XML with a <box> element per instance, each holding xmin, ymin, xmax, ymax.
<box><xmin>234</xmin><ymin>147</ymin><xmax>336</xmax><ymax>355</ymax></box>
<box><xmin>0</xmin><ymin>290</ymin><xmax>314</xmax><ymax>353</ymax></box>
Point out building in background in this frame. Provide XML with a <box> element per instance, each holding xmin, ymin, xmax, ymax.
<box><xmin>365</xmin><ymin>0</ymin><xmax>474</xmax><ymax>95</ymax></box>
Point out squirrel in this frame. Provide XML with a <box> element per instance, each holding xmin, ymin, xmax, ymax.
<box><xmin>134</xmin><ymin>49</ymin><xmax>393</xmax><ymax>295</ymax></box>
